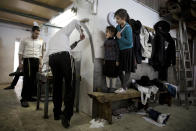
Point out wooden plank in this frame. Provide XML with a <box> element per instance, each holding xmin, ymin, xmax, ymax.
<box><xmin>0</xmin><ymin>0</ymin><xmax>58</xmax><ymax>19</ymax></box>
<box><xmin>0</xmin><ymin>11</ymin><xmax>44</xmax><ymax>26</ymax></box>
<box><xmin>36</xmin><ymin>0</ymin><xmax>73</xmax><ymax>9</ymax></box>
<box><xmin>88</xmin><ymin>89</ymin><xmax>141</xmax><ymax>103</ymax></box>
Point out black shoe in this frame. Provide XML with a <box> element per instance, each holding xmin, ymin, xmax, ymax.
<box><xmin>108</xmin><ymin>88</ymin><xmax>116</xmax><ymax>93</ymax></box>
<box><xmin>61</xmin><ymin>115</ymin><xmax>70</xmax><ymax>128</ymax></box>
<box><xmin>20</xmin><ymin>100</ymin><xmax>29</xmax><ymax>107</ymax></box>
<box><xmin>27</xmin><ymin>98</ymin><xmax>37</xmax><ymax>102</ymax></box>
<box><xmin>4</xmin><ymin>86</ymin><xmax>14</xmax><ymax>90</ymax></box>
<box><xmin>53</xmin><ymin>110</ymin><xmax>63</xmax><ymax>120</ymax></box>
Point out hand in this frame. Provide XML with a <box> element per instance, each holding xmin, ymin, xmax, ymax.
<box><xmin>18</xmin><ymin>63</ymin><xmax>23</xmax><ymax>71</ymax></box>
<box><xmin>116</xmin><ymin>32</ymin><xmax>121</xmax><ymax>39</ymax></box>
<box><xmin>116</xmin><ymin>61</ymin><xmax>119</xmax><ymax>66</ymax></box>
<box><xmin>80</xmin><ymin>33</ymin><xmax>85</xmax><ymax>40</ymax></box>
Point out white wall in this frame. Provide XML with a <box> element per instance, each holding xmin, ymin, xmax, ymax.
<box><xmin>93</xmin><ymin>0</ymin><xmax>161</xmax><ymax>58</ymax></box>
<box><xmin>67</xmin><ymin>0</ymin><xmax>162</xmax><ymax>114</ymax></box>
<box><xmin>0</xmin><ymin>23</ymin><xmax>31</xmax><ymax>84</ymax></box>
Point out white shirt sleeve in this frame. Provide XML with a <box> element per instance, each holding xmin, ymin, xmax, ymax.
<box><xmin>62</xmin><ymin>19</ymin><xmax>82</xmax><ymax>36</ymax></box>
<box><xmin>18</xmin><ymin>39</ymin><xmax>25</xmax><ymax>55</ymax></box>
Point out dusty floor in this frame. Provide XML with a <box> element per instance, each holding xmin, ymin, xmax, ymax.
<box><xmin>0</xmin><ymin>82</ymin><xmax>196</xmax><ymax>131</ymax></box>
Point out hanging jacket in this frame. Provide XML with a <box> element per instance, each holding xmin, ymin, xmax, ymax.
<box><xmin>151</xmin><ymin>21</ymin><xmax>176</xmax><ymax>71</ymax></box>
<box><xmin>128</xmin><ymin>19</ymin><xmax>142</xmax><ymax>64</ymax></box>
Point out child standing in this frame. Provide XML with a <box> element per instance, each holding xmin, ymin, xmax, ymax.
<box><xmin>103</xmin><ymin>26</ymin><xmax>119</xmax><ymax>92</ymax></box>
<box><xmin>115</xmin><ymin>9</ymin><xmax>134</xmax><ymax>90</ymax></box>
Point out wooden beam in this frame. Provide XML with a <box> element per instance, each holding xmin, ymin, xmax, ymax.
<box><xmin>22</xmin><ymin>0</ymin><xmax>64</xmax><ymax>12</ymax></box>
<box><xmin>0</xmin><ymin>8</ymin><xmax>49</xmax><ymax>22</ymax></box>
<box><xmin>0</xmin><ymin>19</ymin><xmax>32</xmax><ymax>28</ymax></box>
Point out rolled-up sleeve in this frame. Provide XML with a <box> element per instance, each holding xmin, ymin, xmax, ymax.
<box><xmin>18</xmin><ymin>40</ymin><xmax>25</xmax><ymax>55</ymax></box>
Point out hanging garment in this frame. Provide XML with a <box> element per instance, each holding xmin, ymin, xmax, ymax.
<box><xmin>140</xmin><ymin>26</ymin><xmax>152</xmax><ymax>58</ymax></box>
<box><xmin>151</xmin><ymin>21</ymin><xmax>176</xmax><ymax>72</ymax></box>
<box><xmin>128</xmin><ymin>19</ymin><xmax>142</xmax><ymax>64</ymax></box>
<box><xmin>137</xmin><ymin>85</ymin><xmax>159</xmax><ymax>105</ymax></box>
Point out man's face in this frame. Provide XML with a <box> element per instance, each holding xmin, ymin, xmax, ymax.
<box><xmin>32</xmin><ymin>30</ymin><xmax>40</xmax><ymax>39</ymax></box>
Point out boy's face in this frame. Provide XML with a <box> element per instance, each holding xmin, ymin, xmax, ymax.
<box><xmin>105</xmin><ymin>29</ymin><xmax>113</xmax><ymax>39</ymax></box>
<box><xmin>115</xmin><ymin>15</ymin><xmax>125</xmax><ymax>25</ymax></box>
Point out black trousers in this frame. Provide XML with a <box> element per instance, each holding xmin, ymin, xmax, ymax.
<box><xmin>49</xmin><ymin>52</ymin><xmax>75</xmax><ymax>120</ymax></box>
<box><xmin>21</xmin><ymin>58</ymin><xmax>39</xmax><ymax>100</ymax></box>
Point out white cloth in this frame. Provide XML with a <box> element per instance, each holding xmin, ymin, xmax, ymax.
<box><xmin>137</xmin><ymin>85</ymin><xmax>159</xmax><ymax>105</ymax></box>
<box><xmin>43</xmin><ymin>19</ymin><xmax>82</xmax><ymax>64</ymax></box>
<box><xmin>143</xmin><ymin>117</ymin><xmax>166</xmax><ymax>127</ymax></box>
<box><xmin>140</xmin><ymin>26</ymin><xmax>152</xmax><ymax>58</ymax></box>
<box><xmin>19</xmin><ymin>37</ymin><xmax>43</xmax><ymax>58</ymax></box>
<box><xmin>89</xmin><ymin>119</ymin><xmax>106</xmax><ymax>128</ymax></box>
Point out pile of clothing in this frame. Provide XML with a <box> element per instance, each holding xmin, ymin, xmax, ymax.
<box><xmin>129</xmin><ymin>76</ymin><xmax>178</xmax><ymax>105</ymax></box>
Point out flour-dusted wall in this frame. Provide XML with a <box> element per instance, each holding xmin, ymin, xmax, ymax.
<box><xmin>0</xmin><ymin>23</ymin><xmax>31</xmax><ymax>84</ymax></box>
<box><xmin>67</xmin><ymin>0</ymin><xmax>163</xmax><ymax>115</ymax></box>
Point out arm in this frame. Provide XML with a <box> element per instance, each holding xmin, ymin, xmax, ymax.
<box><xmin>62</xmin><ymin>19</ymin><xmax>83</xmax><ymax>36</ymax></box>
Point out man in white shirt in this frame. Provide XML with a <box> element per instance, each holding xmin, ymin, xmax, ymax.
<box><xmin>43</xmin><ymin>19</ymin><xmax>85</xmax><ymax>128</ymax></box>
<box><xmin>18</xmin><ymin>26</ymin><xmax>43</xmax><ymax>107</ymax></box>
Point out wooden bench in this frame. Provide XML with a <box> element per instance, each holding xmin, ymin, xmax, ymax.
<box><xmin>88</xmin><ymin>89</ymin><xmax>172</xmax><ymax>124</ymax></box>
<box><xmin>88</xmin><ymin>89</ymin><xmax>141</xmax><ymax>124</ymax></box>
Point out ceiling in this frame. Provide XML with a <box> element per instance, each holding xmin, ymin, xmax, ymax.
<box><xmin>0</xmin><ymin>0</ymin><xmax>73</xmax><ymax>27</ymax></box>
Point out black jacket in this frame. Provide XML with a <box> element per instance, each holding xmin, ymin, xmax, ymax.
<box><xmin>128</xmin><ymin>19</ymin><xmax>142</xmax><ymax>64</ymax></box>
<box><xmin>151</xmin><ymin>32</ymin><xmax>176</xmax><ymax>71</ymax></box>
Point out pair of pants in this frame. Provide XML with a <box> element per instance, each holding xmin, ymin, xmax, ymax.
<box><xmin>49</xmin><ymin>52</ymin><xmax>75</xmax><ymax>120</ymax></box>
<box><xmin>21</xmin><ymin>58</ymin><xmax>39</xmax><ymax>100</ymax></box>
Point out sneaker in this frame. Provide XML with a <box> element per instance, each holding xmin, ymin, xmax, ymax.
<box><xmin>61</xmin><ymin>115</ymin><xmax>70</xmax><ymax>128</ymax></box>
<box><xmin>20</xmin><ymin>100</ymin><xmax>29</xmax><ymax>107</ymax></box>
<box><xmin>4</xmin><ymin>86</ymin><xmax>14</xmax><ymax>90</ymax></box>
<box><xmin>115</xmin><ymin>88</ymin><xmax>126</xmax><ymax>94</ymax></box>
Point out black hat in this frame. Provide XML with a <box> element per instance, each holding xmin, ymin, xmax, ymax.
<box><xmin>154</xmin><ymin>20</ymin><xmax>170</xmax><ymax>33</ymax></box>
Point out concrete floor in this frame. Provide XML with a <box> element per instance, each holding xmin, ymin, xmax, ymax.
<box><xmin>0</xmin><ymin>83</ymin><xmax>196</xmax><ymax>131</ymax></box>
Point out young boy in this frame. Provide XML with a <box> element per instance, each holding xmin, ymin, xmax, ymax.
<box><xmin>103</xmin><ymin>26</ymin><xmax>119</xmax><ymax>92</ymax></box>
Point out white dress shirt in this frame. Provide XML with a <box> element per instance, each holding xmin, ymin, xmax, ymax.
<box><xmin>43</xmin><ymin>19</ymin><xmax>82</xmax><ymax>64</ymax></box>
<box><xmin>19</xmin><ymin>37</ymin><xmax>43</xmax><ymax>59</ymax></box>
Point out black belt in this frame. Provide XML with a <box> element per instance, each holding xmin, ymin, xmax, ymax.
<box><xmin>49</xmin><ymin>51</ymin><xmax>69</xmax><ymax>57</ymax></box>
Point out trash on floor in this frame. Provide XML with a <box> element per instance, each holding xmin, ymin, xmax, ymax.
<box><xmin>142</xmin><ymin>116</ymin><xmax>166</xmax><ymax>127</ymax></box>
<box><xmin>89</xmin><ymin>119</ymin><xmax>106</xmax><ymax>128</ymax></box>
<box><xmin>136</xmin><ymin>108</ymin><xmax>170</xmax><ymax>127</ymax></box>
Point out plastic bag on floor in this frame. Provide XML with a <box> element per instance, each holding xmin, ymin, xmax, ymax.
<box><xmin>89</xmin><ymin>119</ymin><xmax>106</xmax><ymax>128</ymax></box>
